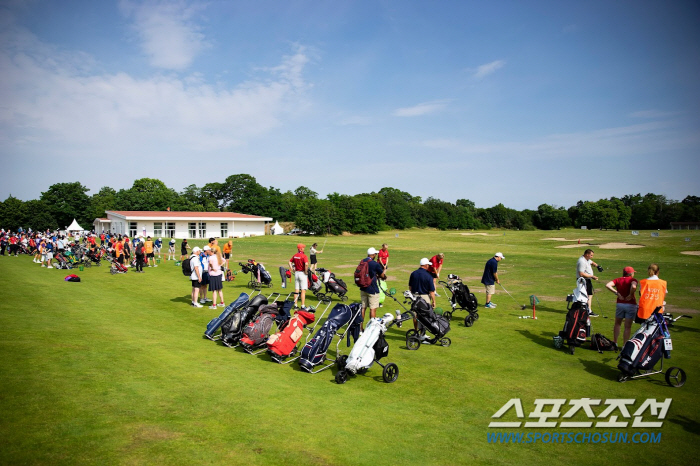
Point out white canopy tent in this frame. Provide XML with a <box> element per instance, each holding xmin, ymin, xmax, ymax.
<box><xmin>66</xmin><ymin>218</ymin><xmax>84</xmax><ymax>233</ymax></box>
<box><xmin>271</xmin><ymin>221</ymin><xmax>284</xmax><ymax>235</ymax></box>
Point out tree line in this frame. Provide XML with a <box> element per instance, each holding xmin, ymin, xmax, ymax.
<box><xmin>1</xmin><ymin>175</ymin><xmax>698</xmax><ymax>234</ymax></box>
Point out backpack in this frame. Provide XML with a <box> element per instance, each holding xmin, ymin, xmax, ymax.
<box><xmin>354</xmin><ymin>259</ymin><xmax>372</xmax><ymax>288</ymax></box>
<box><xmin>182</xmin><ymin>256</ymin><xmax>193</xmax><ymax>276</ymax></box>
<box><xmin>590</xmin><ymin>333</ymin><xmax>617</xmax><ymax>353</ymax></box>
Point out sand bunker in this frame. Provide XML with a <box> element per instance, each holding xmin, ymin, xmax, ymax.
<box><xmin>555</xmin><ymin>242</ymin><xmax>644</xmax><ymax>249</ymax></box>
<box><xmin>681</xmin><ymin>251</ymin><xmax>700</xmax><ymax>256</ymax></box>
<box><xmin>543</xmin><ymin>237</ymin><xmax>593</xmax><ymax>241</ymax></box>
<box><xmin>665</xmin><ymin>305</ymin><xmax>700</xmax><ymax>315</ymax></box>
<box><xmin>598</xmin><ymin>243</ymin><xmax>644</xmax><ymax>249</ymax></box>
<box><xmin>459</xmin><ymin>233</ymin><xmax>501</xmax><ymax>236</ymax></box>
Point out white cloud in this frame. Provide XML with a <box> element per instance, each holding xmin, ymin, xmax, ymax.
<box><xmin>119</xmin><ymin>0</ymin><xmax>208</xmax><ymax>70</ymax></box>
<box><xmin>0</xmin><ymin>20</ymin><xmax>311</xmax><ymax>158</ymax></box>
<box><xmin>473</xmin><ymin>60</ymin><xmax>505</xmax><ymax>79</ymax></box>
<box><xmin>392</xmin><ymin>99</ymin><xmax>450</xmax><ymax>117</ymax></box>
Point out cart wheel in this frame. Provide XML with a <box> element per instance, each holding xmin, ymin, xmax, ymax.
<box><xmin>406</xmin><ymin>329</ymin><xmax>417</xmax><ymax>339</ymax></box>
<box><xmin>406</xmin><ymin>337</ymin><xmax>421</xmax><ymax>351</ymax></box>
<box><xmin>568</xmin><ymin>345</ymin><xmax>575</xmax><ymax>355</ymax></box>
<box><xmin>473</xmin><ymin>313</ymin><xmax>480</xmax><ymax>321</ymax></box>
<box><xmin>335</xmin><ymin>370</ymin><xmax>348</xmax><ymax>384</ymax></box>
<box><xmin>268</xmin><ymin>283</ymin><xmax>273</xmax><ymax>288</ymax></box>
<box><xmin>443</xmin><ymin>311</ymin><xmax>452</xmax><ymax>321</ymax></box>
<box><xmin>665</xmin><ymin>367</ymin><xmax>686</xmax><ymax>388</ymax></box>
<box><xmin>464</xmin><ymin>315</ymin><xmax>474</xmax><ymax>327</ymax></box>
<box><xmin>383</xmin><ymin>363</ymin><xmax>399</xmax><ymax>383</ymax></box>
<box><xmin>617</xmin><ymin>373</ymin><xmax>628</xmax><ymax>383</ymax></box>
<box><xmin>336</xmin><ymin>355</ymin><xmax>347</xmax><ymax>369</ymax></box>
<box><xmin>341</xmin><ymin>295</ymin><xmax>348</xmax><ymax>302</ymax></box>
<box><xmin>440</xmin><ymin>337</ymin><xmax>451</xmax><ymax>347</ymax></box>
<box><xmin>357</xmin><ymin>367</ymin><xmax>368</xmax><ymax>375</ymax></box>
<box><xmin>110</xmin><ymin>267</ymin><xmax>116</xmax><ymax>275</ymax></box>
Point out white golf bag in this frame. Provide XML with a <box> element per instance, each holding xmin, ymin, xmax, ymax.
<box><xmin>344</xmin><ymin>313</ymin><xmax>394</xmax><ymax>374</ymax></box>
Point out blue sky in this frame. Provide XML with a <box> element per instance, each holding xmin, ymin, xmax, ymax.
<box><xmin>1</xmin><ymin>0</ymin><xmax>698</xmax><ymax>210</ymax></box>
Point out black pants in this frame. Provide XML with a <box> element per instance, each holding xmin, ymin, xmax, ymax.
<box><xmin>136</xmin><ymin>254</ymin><xmax>145</xmax><ymax>272</ymax></box>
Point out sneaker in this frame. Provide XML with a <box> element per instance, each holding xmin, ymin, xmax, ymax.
<box><xmin>485</xmin><ymin>302</ymin><xmax>493</xmax><ymax>308</ymax></box>
<box><xmin>205</xmin><ymin>298</ymin><xmax>212</xmax><ymax>302</ymax></box>
<box><xmin>154</xmin><ymin>265</ymin><xmax>158</xmax><ymax>267</ymax></box>
<box><xmin>192</xmin><ymin>302</ymin><xmax>203</xmax><ymax>308</ymax></box>
<box><xmin>41</xmin><ymin>265</ymin><xmax>46</xmax><ymax>268</ymax></box>
<box><xmin>218</xmin><ymin>302</ymin><xmax>225</xmax><ymax>307</ymax></box>
<box><xmin>589</xmin><ymin>312</ymin><xmax>600</xmax><ymax>317</ymax></box>
<box><xmin>47</xmin><ymin>266</ymin><xmax>53</xmax><ymax>269</ymax></box>
<box><xmin>209</xmin><ymin>305</ymin><xmax>217</xmax><ymax>310</ymax></box>
<box><xmin>199</xmin><ymin>299</ymin><xmax>206</xmax><ymax>304</ymax></box>
<box><xmin>434</xmin><ymin>293</ymin><xmax>440</xmax><ymax>297</ymax></box>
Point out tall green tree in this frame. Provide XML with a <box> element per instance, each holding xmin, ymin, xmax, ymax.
<box><xmin>40</xmin><ymin>182</ymin><xmax>91</xmax><ymax>229</ymax></box>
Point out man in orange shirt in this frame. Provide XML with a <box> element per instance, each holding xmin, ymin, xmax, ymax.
<box><xmin>144</xmin><ymin>236</ymin><xmax>156</xmax><ymax>267</ymax></box>
<box><xmin>637</xmin><ymin>263</ymin><xmax>668</xmax><ymax>321</ymax></box>
<box><xmin>114</xmin><ymin>239</ymin><xmax>124</xmax><ymax>264</ymax></box>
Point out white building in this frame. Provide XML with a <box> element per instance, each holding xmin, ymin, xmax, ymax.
<box><xmin>94</xmin><ymin>211</ymin><xmax>273</xmax><ymax>239</ymax></box>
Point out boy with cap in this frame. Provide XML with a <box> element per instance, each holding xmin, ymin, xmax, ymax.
<box><xmin>289</xmin><ymin>244</ymin><xmax>310</xmax><ymax>308</ymax></box>
<box><xmin>481</xmin><ymin>252</ymin><xmax>504</xmax><ymax>308</ymax></box>
<box><xmin>359</xmin><ymin>247</ymin><xmax>387</xmax><ymax>329</ymax></box>
<box><xmin>606</xmin><ymin>266</ymin><xmax>638</xmax><ymax>346</ymax></box>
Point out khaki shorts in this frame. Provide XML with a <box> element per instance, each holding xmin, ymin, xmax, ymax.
<box><xmin>294</xmin><ymin>271</ymin><xmax>308</xmax><ymax>290</ymax></box>
<box><xmin>361</xmin><ymin>291</ymin><xmax>380</xmax><ymax>310</ymax></box>
<box><xmin>417</xmin><ymin>294</ymin><xmax>432</xmax><ymax>306</ymax></box>
<box><xmin>484</xmin><ymin>284</ymin><xmax>496</xmax><ymax>295</ymax></box>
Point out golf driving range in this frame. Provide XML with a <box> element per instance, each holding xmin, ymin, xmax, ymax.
<box><xmin>1</xmin><ymin>228</ymin><xmax>698</xmax><ymax>465</ymax></box>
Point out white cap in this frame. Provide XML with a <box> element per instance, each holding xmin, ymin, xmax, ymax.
<box><xmin>495</xmin><ymin>252</ymin><xmax>505</xmax><ymax>259</ymax></box>
<box><xmin>203</xmin><ymin>245</ymin><xmax>211</xmax><ymax>251</ymax></box>
<box><xmin>367</xmin><ymin>247</ymin><xmax>379</xmax><ymax>255</ymax></box>
<box><xmin>192</xmin><ymin>246</ymin><xmax>201</xmax><ymax>253</ymax></box>
<box><xmin>420</xmin><ymin>258</ymin><xmax>432</xmax><ymax>266</ymax></box>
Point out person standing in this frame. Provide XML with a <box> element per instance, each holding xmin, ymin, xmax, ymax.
<box><xmin>134</xmin><ymin>240</ymin><xmax>145</xmax><ymax>273</ymax></box>
<box><xmin>189</xmin><ymin>247</ymin><xmax>203</xmax><ymax>307</ymax></box>
<box><xmin>289</xmin><ymin>244</ymin><xmax>310</xmax><ymax>308</ymax></box>
<box><xmin>606</xmin><ymin>266</ymin><xmax>638</xmax><ymax>346</ymax></box>
<box><xmin>44</xmin><ymin>239</ymin><xmax>54</xmax><ymax>268</ymax></box>
<box><xmin>168</xmin><ymin>239</ymin><xmax>176</xmax><ymax>261</ymax></box>
<box><xmin>358</xmin><ymin>247</ymin><xmax>387</xmax><ymax>329</ymax></box>
<box><xmin>409</xmin><ymin>258</ymin><xmax>437</xmax><ymax>338</ymax></box>
<box><xmin>481</xmin><ymin>252</ymin><xmax>504</xmax><ymax>308</ymax></box>
<box><xmin>144</xmin><ymin>236</ymin><xmax>156</xmax><ymax>267</ymax></box>
<box><xmin>309</xmin><ymin>242</ymin><xmax>323</xmax><ymax>272</ymax></box>
<box><xmin>154</xmin><ymin>237</ymin><xmax>162</xmax><ymax>259</ymax></box>
<box><xmin>378</xmin><ymin>243</ymin><xmax>389</xmax><ymax>270</ymax></box>
<box><xmin>208</xmin><ymin>247</ymin><xmax>225</xmax><ymax>309</ymax></box>
<box><xmin>576</xmin><ymin>249</ymin><xmax>601</xmax><ymax>314</ymax></box>
<box><xmin>428</xmin><ymin>253</ymin><xmax>444</xmax><ymax>295</ymax></box>
<box><xmin>637</xmin><ymin>264</ymin><xmax>668</xmax><ymax>321</ymax></box>
<box><xmin>123</xmin><ymin>237</ymin><xmax>131</xmax><ymax>267</ymax></box>
<box><xmin>114</xmin><ymin>238</ymin><xmax>124</xmax><ymax>266</ymax></box>
<box><xmin>180</xmin><ymin>239</ymin><xmax>190</xmax><ymax>260</ymax></box>
<box><xmin>222</xmin><ymin>240</ymin><xmax>232</xmax><ymax>269</ymax></box>
<box><xmin>199</xmin><ymin>246</ymin><xmax>212</xmax><ymax>305</ymax></box>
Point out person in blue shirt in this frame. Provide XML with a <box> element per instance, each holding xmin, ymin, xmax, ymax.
<box><xmin>154</xmin><ymin>238</ymin><xmax>162</xmax><ymax>258</ymax></box>
<box><xmin>481</xmin><ymin>252</ymin><xmax>505</xmax><ymax>308</ymax></box>
<box><xmin>408</xmin><ymin>258</ymin><xmax>437</xmax><ymax>337</ymax></box>
<box><xmin>359</xmin><ymin>247</ymin><xmax>387</xmax><ymax>330</ymax></box>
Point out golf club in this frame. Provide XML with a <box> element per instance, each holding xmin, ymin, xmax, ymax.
<box><xmin>591</xmin><ymin>284</ymin><xmax>608</xmax><ymax>318</ymax></box>
<box><xmin>500</xmin><ymin>283</ymin><xmax>527</xmax><ymax>310</ymax></box>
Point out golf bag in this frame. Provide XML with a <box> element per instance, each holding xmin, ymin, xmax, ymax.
<box><xmin>54</xmin><ymin>253</ymin><xmax>72</xmax><ymax>270</ymax></box>
<box><xmin>559</xmin><ymin>302</ymin><xmax>591</xmax><ymax>351</ymax></box>
<box><xmin>618</xmin><ymin>307</ymin><xmax>669</xmax><ymax>377</ymax></box>
<box><xmin>450</xmin><ymin>279</ymin><xmax>478</xmax><ymax>311</ymax></box>
<box><xmin>307</xmin><ymin>270</ymin><xmax>324</xmax><ymax>294</ymax></box>
<box><xmin>298</xmin><ymin>303</ymin><xmax>360</xmax><ymax>372</ymax></box>
<box><xmin>204</xmin><ymin>292</ymin><xmax>250</xmax><ymax>340</ymax></box>
<box><xmin>318</xmin><ymin>268</ymin><xmax>347</xmax><ymax>299</ymax></box>
<box><xmin>240</xmin><ymin>303</ymin><xmax>283</xmax><ymax>349</ymax></box>
<box><xmin>412</xmin><ymin>296</ymin><xmax>450</xmax><ymax>339</ymax></box>
<box><xmin>343</xmin><ymin>313</ymin><xmax>394</xmax><ymax>374</ymax></box>
<box><xmin>241</xmin><ymin>260</ymin><xmax>272</xmax><ymax>286</ymax></box>
<box><xmin>220</xmin><ymin>294</ymin><xmax>269</xmax><ymax>347</ymax></box>
<box><xmin>110</xmin><ymin>260</ymin><xmax>128</xmax><ymax>274</ymax></box>
<box><xmin>267</xmin><ymin>310</ymin><xmax>315</xmax><ymax>360</ymax></box>
<box><xmin>279</xmin><ymin>266</ymin><xmax>289</xmax><ymax>288</ymax></box>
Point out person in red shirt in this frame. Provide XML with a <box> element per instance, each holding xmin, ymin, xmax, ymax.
<box><xmin>377</xmin><ymin>243</ymin><xmax>389</xmax><ymax>270</ymax></box>
<box><xmin>288</xmin><ymin>244</ymin><xmax>309</xmax><ymax>308</ymax></box>
<box><xmin>428</xmin><ymin>253</ymin><xmax>444</xmax><ymax>296</ymax></box>
<box><xmin>605</xmin><ymin>266</ymin><xmax>638</xmax><ymax>346</ymax></box>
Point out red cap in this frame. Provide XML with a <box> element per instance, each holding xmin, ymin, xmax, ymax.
<box><xmin>297</xmin><ymin>243</ymin><xmax>305</xmax><ymax>250</ymax></box>
<box><xmin>623</xmin><ymin>266</ymin><xmax>635</xmax><ymax>275</ymax></box>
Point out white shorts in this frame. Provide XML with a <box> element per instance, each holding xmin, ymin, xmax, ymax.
<box><xmin>294</xmin><ymin>271</ymin><xmax>308</xmax><ymax>290</ymax></box>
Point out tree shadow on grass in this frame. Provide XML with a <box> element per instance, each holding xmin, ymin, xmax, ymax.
<box><xmin>667</xmin><ymin>415</ymin><xmax>700</xmax><ymax>435</ymax></box>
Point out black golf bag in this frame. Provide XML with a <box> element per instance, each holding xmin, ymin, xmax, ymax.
<box><xmin>307</xmin><ymin>270</ymin><xmax>324</xmax><ymax>294</ymax></box>
<box><xmin>452</xmin><ymin>281</ymin><xmax>478</xmax><ymax>311</ymax></box>
<box><xmin>559</xmin><ymin>301</ymin><xmax>591</xmax><ymax>352</ymax></box>
<box><xmin>241</xmin><ymin>303</ymin><xmax>284</xmax><ymax>349</ymax></box>
<box><xmin>413</xmin><ymin>297</ymin><xmax>450</xmax><ymax>339</ymax></box>
<box><xmin>220</xmin><ymin>294</ymin><xmax>269</xmax><ymax>347</ymax></box>
<box><xmin>204</xmin><ymin>292</ymin><xmax>249</xmax><ymax>340</ymax></box>
<box><xmin>617</xmin><ymin>308</ymin><xmax>669</xmax><ymax>377</ymax></box>
<box><xmin>299</xmin><ymin>303</ymin><xmax>358</xmax><ymax>372</ymax></box>
<box><xmin>326</xmin><ymin>277</ymin><xmax>347</xmax><ymax>296</ymax></box>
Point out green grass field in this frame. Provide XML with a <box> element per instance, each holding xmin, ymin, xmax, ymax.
<box><xmin>1</xmin><ymin>229</ymin><xmax>699</xmax><ymax>465</ymax></box>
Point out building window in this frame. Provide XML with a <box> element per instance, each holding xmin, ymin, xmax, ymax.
<box><xmin>220</xmin><ymin>222</ymin><xmax>228</xmax><ymax>238</ymax></box>
<box><xmin>198</xmin><ymin>222</ymin><xmax>206</xmax><ymax>238</ymax></box>
<box><xmin>188</xmin><ymin>222</ymin><xmax>197</xmax><ymax>238</ymax></box>
<box><xmin>165</xmin><ymin>222</ymin><xmax>175</xmax><ymax>238</ymax></box>
<box><xmin>153</xmin><ymin>222</ymin><xmax>163</xmax><ymax>237</ymax></box>
<box><xmin>129</xmin><ymin>222</ymin><xmax>138</xmax><ymax>238</ymax></box>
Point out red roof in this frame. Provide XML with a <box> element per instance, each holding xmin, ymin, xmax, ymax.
<box><xmin>106</xmin><ymin>211</ymin><xmax>271</xmax><ymax>220</ymax></box>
